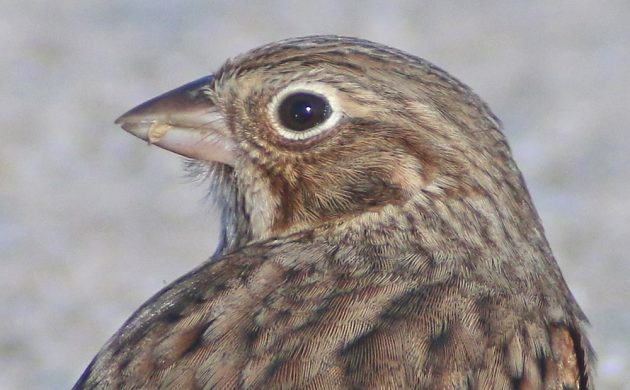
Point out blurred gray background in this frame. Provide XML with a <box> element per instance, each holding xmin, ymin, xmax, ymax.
<box><xmin>2</xmin><ymin>1</ymin><xmax>628</xmax><ymax>388</ymax></box>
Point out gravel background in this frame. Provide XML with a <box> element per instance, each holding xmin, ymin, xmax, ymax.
<box><xmin>2</xmin><ymin>1</ymin><xmax>629</xmax><ymax>388</ymax></box>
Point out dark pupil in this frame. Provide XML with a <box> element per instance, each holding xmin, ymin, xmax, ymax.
<box><xmin>279</xmin><ymin>92</ymin><xmax>330</xmax><ymax>131</ymax></box>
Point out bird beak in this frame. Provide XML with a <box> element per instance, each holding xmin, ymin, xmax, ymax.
<box><xmin>115</xmin><ymin>75</ymin><xmax>236</xmax><ymax>166</ymax></box>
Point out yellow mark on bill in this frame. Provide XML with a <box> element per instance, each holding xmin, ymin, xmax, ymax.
<box><xmin>147</xmin><ymin>123</ymin><xmax>173</xmax><ymax>144</ymax></box>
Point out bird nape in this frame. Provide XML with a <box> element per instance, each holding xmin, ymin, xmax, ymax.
<box><xmin>74</xmin><ymin>36</ymin><xmax>593</xmax><ymax>389</ymax></box>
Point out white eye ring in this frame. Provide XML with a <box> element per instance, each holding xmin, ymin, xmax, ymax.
<box><xmin>268</xmin><ymin>82</ymin><xmax>343</xmax><ymax>141</ymax></box>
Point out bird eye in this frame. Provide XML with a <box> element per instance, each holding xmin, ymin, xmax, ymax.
<box><xmin>277</xmin><ymin>92</ymin><xmax>331</xmax><ymax>132</ymax></box>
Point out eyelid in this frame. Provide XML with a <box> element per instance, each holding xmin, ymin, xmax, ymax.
<box><xmin>268</xmin><ymin>82</ymin><xmax>344</xmax><ymax>141</ymax></box>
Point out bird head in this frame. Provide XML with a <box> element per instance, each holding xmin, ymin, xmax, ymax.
<box><xmin>117</xmin><ymin>36</ymin><xmax>539</xmax><ymax>256</ymax></box>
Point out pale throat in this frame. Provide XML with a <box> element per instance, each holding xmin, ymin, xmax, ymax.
<box><xmin>237</xmin><ymin>165</ymin><xmax>279</xmax><ymax>241</ymax></box>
